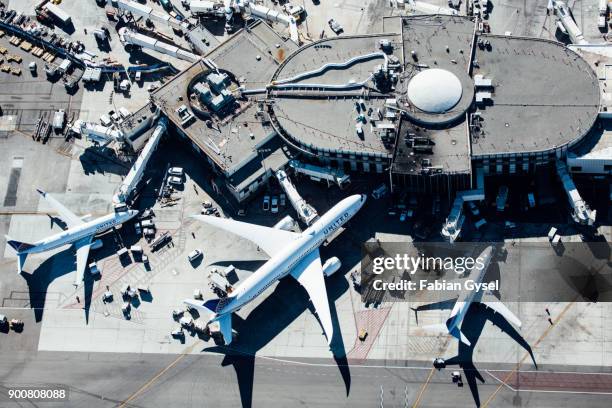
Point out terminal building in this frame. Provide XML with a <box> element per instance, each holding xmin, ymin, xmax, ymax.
<box><xmin>151</xmin><ymin>15</ymin><xmax>602</xmax><ymax>202</ymax></box>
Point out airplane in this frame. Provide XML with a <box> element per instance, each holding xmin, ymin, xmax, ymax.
<box><xmin>411</xmin><ymin>245</ymin><xmax>522</xmax><ymax>346</ymax></box>
<box><xmin>184</xmin><ymin>194</ymin><xmax>367</xmax><ymax>346</ymax></box>
<box><xmin>5</xmin><ymin>189</ymin><xmax>138</xmax><ymax>286</ymax></box>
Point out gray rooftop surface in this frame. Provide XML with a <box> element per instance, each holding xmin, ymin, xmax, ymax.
<box><xmin>392</xmin><ymin>119</ymin><xmax>471</xmax><ymax>174</ymax></box>
<box><xmin>471</xmin><ymin>35</ymin><xmax>600</xmax><ymax>156</ymax></box>
<box><xmin>270</xmin><ymin>34</ymin><xmax>402</xmax><ymax>157</ymax></box>
<box><xmin>153</xmin><ymin>22</ymin><xmax>294</xmax><ymax>174</ymax></box>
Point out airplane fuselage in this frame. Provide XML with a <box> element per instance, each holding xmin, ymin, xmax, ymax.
<box><xmin>215</xmin><ymin>194</ymin><xmax>366</xmax><ymax>318</ymax></box>
<box><xmin>19</xmin><ymin>211</ymin><xmax>137</xmax><ymax>255</ymax></box>
<box><xmin>446</xmin><ymin>246</ymin><xmax>493</xmax><ymax>332</ymax></box>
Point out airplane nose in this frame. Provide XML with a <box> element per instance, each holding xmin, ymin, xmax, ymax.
<box><xmin>360</xmin><ymin>194</ymin><xmax>367</xmax><ymax>203</ymax></box>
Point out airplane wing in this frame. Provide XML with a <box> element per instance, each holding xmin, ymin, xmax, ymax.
<box><xmin>482</xmin><ymin>301</ymin><xmax>522</xmax><ymax>328</ymax></box>
<box><xmin>74</xmin><ymin>236</ymin><xmax>94</xmax><ymax>286</ymax></box>
<box><xmin>37</xmin><ymin>189</ymin><xmax>83</xmax><ymax>228</ymax></box>
<box><xmin>290</xmin><ymin>249</ymin><xmax>334</xmax><ymax>345</ymax></box>
<box><xmin>191</xmin><ymin>215</ymin><xmax>299</xmax><ymax>255</ymax></box>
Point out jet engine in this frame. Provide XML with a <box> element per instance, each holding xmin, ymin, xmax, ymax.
<box><xmin>322</xmin><ymin>257</ymin><xmax>341</xmax><ymax>277</ymax></box>
<box><xmin>91</xmin><ymin>239</ymin><xmax>104</xmax><ymax>250</ymax></box>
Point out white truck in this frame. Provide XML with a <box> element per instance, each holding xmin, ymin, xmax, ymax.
<box><xmin>53</xmin><ymin>110</ymin><xmax>66</xmax><ymax>131</ymax></box>
<box><xmin>44</xmin><ymin>3</ymin><xmax>72</xmax><ymax>26</ymax></box>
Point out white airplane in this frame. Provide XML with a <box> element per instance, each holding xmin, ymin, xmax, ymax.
<box><xmin>184</xmin><ymin>194</ymin><xmax>367</xmax><ymax>346</ymax></box>
<box><xmin>5</xmin><ymin>189</ymin><xmax>138</xmax><ymax>285</ymax></box>
<box><xmin>412</xmin><ymin>246</ymin><xmax>522</xmax><ymax>346</ymax></box>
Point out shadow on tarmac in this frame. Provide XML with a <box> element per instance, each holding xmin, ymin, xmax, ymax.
<box><xmin>442</xmin><ymin>303</ymin><xmax>536</xmax><ymax>407</ymax></box>
<box><xmin>203</xmin><ymin>273</ymin><xmax>352</xmax><ymax>408</ymax></box>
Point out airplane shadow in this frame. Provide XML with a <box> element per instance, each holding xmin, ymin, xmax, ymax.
<box><xmin>20</xmin><ymin>229</ymin><xmax>131</xmax><ymax>323</ymax></box>
<box><xmin>442</xmin><ymin>303</ymin><xmax>536</xmax><ymax>407</ymax></box>
<box><xmin>202</xmin><ymin>273</ymin><xmax>351</xmax><ymax>408</ymax></box>
<box><xmin>21</xmin><ymin>247</ymin><xmax>78</xmax><ymax>322</ymax></box>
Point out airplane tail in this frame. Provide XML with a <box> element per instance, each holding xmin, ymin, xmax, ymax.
<box><xmin>5</xmin><ymin>236</ymin><xmax>35</xmax><ymax>253</ymax></box>
<box><xmin>5</xmin><ymin>236</ymin><xmax>33</xmax><ymax>274</ymax></box>
<box><xmin>183</xmin><ymin>298</ymin><xmax>234</xmax><ymax>345</ymax></box>
<box><xmin>184</xmin><ymin>298</ymin><xmax>221</xmax><ymax>318</ymax></box>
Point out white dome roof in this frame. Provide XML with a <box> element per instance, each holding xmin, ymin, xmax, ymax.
<box><xmin>407</xmin><ymin>69</ymin><xmax>463</xmax><ymax>114</ymax></box>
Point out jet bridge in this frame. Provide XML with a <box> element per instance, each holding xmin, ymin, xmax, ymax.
<box><xmin>116</xmin><ymin>0</ymin><xmax>188</xmax><ymax>31</ymax></box>
<box><xmin>113</xmin><ymin>118</ymin><xmax>168</xmax><ymax>204</ymax></box>
<box><xmin>405</xmin><ymin>0</ymin><xmax>458</xmax><ymax>15</ymax></box>
<box><xmin>552</xmin><ymin>1</ymin><xmax>589</xmax><ymax>45</ymax></box>
<box><xmin>275</xmin><ymin>169</ymin><xmax>319</xmax><ymax>225</ymax></box>
<box><xmin>76</xmin><ymin>121</ymin><xmax>125</xmax><ymax>145</ymax></box>
<box><xmin>441</xmin><ymin>168</ymin><xmax>485</xmax><ymax>242</ymax></box>
<box><xmin>242</xmin><ymin>1</ymin><xmax>299</xmax><ymax>44</ymax></box>
<box><xmin>118</xmin><ymin>28</ymin><xmax>200</xmax><ymax>63</ymax></box>
<box><xmin>556</xmin><ymin>160</ymin><xmax>596</xmax><ymax>226</ymax></box>
<box><xmin>289</xmin><ymin>160</ymin><xmax>350</xmax><ymax>189</ymax></box>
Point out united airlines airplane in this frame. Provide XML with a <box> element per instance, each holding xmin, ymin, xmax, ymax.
<box><xmin>412</xmin><ymin>246</ymin><xmax>522</xmax><ymax>346</ymax></box>
<box><xmin>5</xmin><ymin>189</ymin><xmax>138</xmax><ymax>285</ymax></box>
<box><xmin>185</xmin><ymin>194</ymin><xmax>367</xmax><ymax>346</ymax></box>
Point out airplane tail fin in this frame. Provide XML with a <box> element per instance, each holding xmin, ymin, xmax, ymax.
<box><xmin>16</xmin><ymin>253</ymin><xmax>28</xmax><ymax>275</ymax></box>
<box><xmin>183</xmin><ymin>298</ymin><xmax>234</xmax><ymax>345</ymax></box>
<box><xmin>216</xmin><ymin>313</ymin><xmax>233</xmax><ymax>346</ymax></box>
<box><xmin>5</xmin><ymin>236</ymin><xmax>33</xmax><ymax>274</ymax></box>
<box><xmin>5</xmin><ymin>236</ymin><xmax>35</xmax><ymax>253</ymax></box>
<box><xmin>183</xmin><ymin>298</ymin><xmax>222</xmax><ymax>322</ymax></box>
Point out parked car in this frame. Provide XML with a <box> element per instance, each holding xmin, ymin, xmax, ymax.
<box><xmin>168</xmin><ymin>176</ymin><xmax>183</xmax><ymax>185</ymax></box>
<box><xmin>263</xmin><ymin>195</ymin><xmax>270</xmax><ymax>211</ymax></box>
<box><xmin>280</xmin><ymin>193</ymin><xmax>286</xmax><ymax>207</ymax></box>
<box><xmin>328</xmin><ymin>18</ymin><xmax>343</xmax><ymax>34</ymax></box>
<box><xmin>202</xmin><ymin>206</ymin><xmax>218</xmax><ymax>215</ymax></box>
<box><xmin>271</xmin><ymin>196</ymin><xmax>279</xmax><ymax>213</ymax></box>
<box><xmin>188</xmin><ymin>249</ymin><xmax>203</xmax><ymax>262</ymax></box>
<box><xmin>168</xmin><ymin>167</ymin><xmax>184</xmax><ymax>177</ymax></box>
<box><xmin>202</xmin><ymin>200</ymin><xmax>213</xmax><ymax>208</ymax></box>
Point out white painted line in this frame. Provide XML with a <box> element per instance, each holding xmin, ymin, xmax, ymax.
<box><xmin>486</xmin><ymin>370</ymin><xmax>612</xmax><ymax>396</ymax></box>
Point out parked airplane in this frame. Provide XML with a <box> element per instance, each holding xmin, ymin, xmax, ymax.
<box><xmin>185</xmin><ymin>194</ymin><xmax>367</xmax><ymax>345</ymax></box>
<box><xmin>5</xmin><ymin>189</ymin><xmax>138</xmax><ymax>285</ymax></box>
<box><xmin>411</xmin><ymin>245</ymin><xmax>522</xmax><ymax>346</ymax></box>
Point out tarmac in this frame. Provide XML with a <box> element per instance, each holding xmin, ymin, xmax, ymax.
<box><xmin>1</xmin><ymin>1</ymin><xmax>612</xmax><ymax>407</ymax></box>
